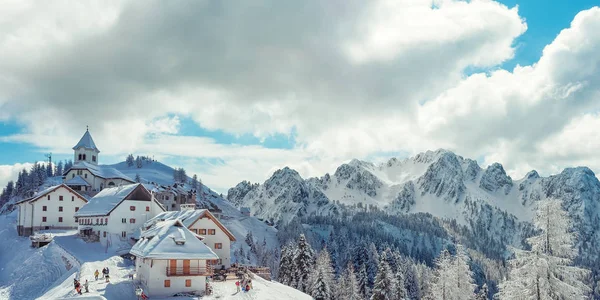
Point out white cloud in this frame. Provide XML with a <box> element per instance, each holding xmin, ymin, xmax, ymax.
<box><xmin>0</xmin><ymin>163</ymin><xmax>34</xmax><ymax>191</ymax></box>
<box><xmin>1</xmin><ymin>1</ymin><xmax>600</xmax><ymax>191</ymax></box>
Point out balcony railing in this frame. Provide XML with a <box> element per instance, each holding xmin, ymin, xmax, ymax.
<box><xmin>166</xmin><ymin>266</ymin><xmax>212</xmax><ymax>277</ymax></box>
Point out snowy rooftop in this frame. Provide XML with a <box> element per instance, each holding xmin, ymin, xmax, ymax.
<box><xmin>130</xmin><ymin>220</ymin><xmax>219</xmax><ymax>259</ymax></box>
<box><xmin>75</xmin><ymin>184</ymin><xmax>143</xmax><ymax>217</ymax></box>
<box><xmin>67</xmin><ymin>161</ymin><xmax>132</xmax><ymax>181</ymax></box>
<box><xmin>143</xmin><ymin>209</ymin><xmax>208</xmax><ymax>228</ymax></box>
<box><xmin>64</xmin><ymin>175</ymin><xmax>91</xmax><ymax>187</ymax></box>
<box><xmin>16</xmin><ymin>184</ymin><xmax>78</xmax><ymax>204</ymax></box>
<box><xmin>72</xmin><ymin>129</ymin><xmax>100</xmax><ymax>152</ymax></box>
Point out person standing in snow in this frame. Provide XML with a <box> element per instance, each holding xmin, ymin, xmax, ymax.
<box><xmin>235</xmin><ymin>281</ymin><xmax>240</xmax><ymax>292</ymax></box>
<box><xmin>245</xmin><ymin>284</ymin><xmax>250</xmax><ymax>292</ymax></box>
<box><xmin>94</xmin><ymin>269</ymin><xmax>99</xmax><ymax>280</ymax></box>
<box><xmin>105</xmin><ymin>273</ymin><xmax>110</xmax><ymax>283</ymax></box>
<box><xmin>84</xmin><ymin>280</ymin><xmax>89</xmax><ymax>293</ymax></box>
<box><xmin>73</xmin><ymin>278</ymin><xmax>78</xmax><ymax>288</ymax></box>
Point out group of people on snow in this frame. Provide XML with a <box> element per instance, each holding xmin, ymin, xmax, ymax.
<box><xmin>235</xmin><ymin>274</ymin><xmax>252</xmax><ymax>293</ymax></box>
<box><xmin>73</xmin><ymin>278</ymin><xmax>88</xmax><ymax>295</ymax></box>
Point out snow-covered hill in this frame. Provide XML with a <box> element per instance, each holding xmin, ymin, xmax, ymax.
<box><xmin>228</xmin><ymin>149</ymin><xmax>600</xmax><ymax>264</ymax></box>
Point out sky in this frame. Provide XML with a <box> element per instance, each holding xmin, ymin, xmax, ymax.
<box><xmin>1</xmin><ymin>0</ymin><xmax>600</xmax><ymax>193</ymax></box>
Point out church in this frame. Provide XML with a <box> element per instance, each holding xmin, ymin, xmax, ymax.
<box><xmin>63</xmin><ymin>129</ymin><xmax>134</xmax><ymax>194</ymax></box>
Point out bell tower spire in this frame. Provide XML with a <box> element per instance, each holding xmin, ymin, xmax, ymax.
<box><xmin>73</xmin><ymin>128</ymin><xmax>100</xmax><ymax>165</ymax></box>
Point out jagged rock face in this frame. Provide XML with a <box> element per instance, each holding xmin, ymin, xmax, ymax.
<box><xmin>227</xmin><ymin>167</ymin><xmax>337</xmax><ymax>220</ymax></box>
<box><xmin>417</xmin><ymin>152</ymin><xmax>465</xmax><ymax>202</ymax></box>
<box><xmin>463</xmin><ymin>159</ymin><xmax>480</xmax><ymax>181</ymax></box>
<box><xmin>226</xmin><ymin>180</ymin><xmax>257</xmax><ymax>206</ymax></box>
<box><xmin>390</xmin><ymin>182</ymin><xmax>416</xmax><ymax>212</ymax></box>
<box><xmin>333</xmin><ymin>163</ymin><xmax>383</xmax><ymax>197</ymax></box>
<box><xmin>539</xmin><ymin>167</ymin><xmax>600</xmax><ymax>264</ymax></box>
<box><xmin>479</xmin><ymin>163</ymin><xmax>513</xmax><ymax>194</ymax></box>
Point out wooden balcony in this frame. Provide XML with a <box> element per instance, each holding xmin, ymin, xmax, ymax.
<box><xmin>165</xmin><ymin>266</ymin><xmax>212</xmax><ymax>277</ymax></box>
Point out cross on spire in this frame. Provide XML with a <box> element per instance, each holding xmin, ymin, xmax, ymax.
<box><xmin>86</xmin><ymin>125</ymin><xmax>88</xmax><ymax>131</ymax></box>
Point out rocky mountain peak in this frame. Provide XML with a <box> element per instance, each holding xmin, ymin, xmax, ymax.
<box><xmin>479</xmin><ymin>162</ymin><xmax>513</xmax><ymax>194</ymax></box>
<box><xmin>417</xmin><ymin>151</ymin><xmax>465</xmax><ymax>202</ymax></box>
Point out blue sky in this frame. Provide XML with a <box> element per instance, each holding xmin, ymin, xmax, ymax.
<box><xmin>2</xmin><ymin>0</ymin><xmax>600</xmax><ymax>192</ymax></box>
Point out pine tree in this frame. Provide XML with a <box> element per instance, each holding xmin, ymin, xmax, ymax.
<box><xmin>310</xmin><ymin>249</ymin><xmax>335</xmax><ymax>300</ymax></box>
<box><xmin>428</xmin><ymin>245</ymin><xmax>476</xmax><ymax>300</ymax></box>
<box><xmin>55</xmin><ymin>161</ymin><xmax>64</xmax><ymax>176</ymax></box>
<box><xmin>498</xmin><ymin>199</ymin><xmax>591</xmax><ymax>300</ymax></box>
<box><xmin>358</xmin><ymin>262</ymin><xmax>370</xmax><ymax>298</ymax></box>
<box><xmin>292</xmin><ymin>234</ymin><xmax>315</xmax><ymax>293</ymax></box>
<box><xmin>126</xmin><ymin>154</ymin><xmax>135</xmax><ymax>167</ymax></box>
<box><xmin>404</xmin><ymin>264</ymin><xmax>420</xmax><ymax>300</ymax></box>
<box><xmin>475</xmin><ymin>283</ymin><xmax>488</xmax><ymax>300</ymax></box>
<box><xmin>192</xmin><ymin>174</ymin><xmax>198</xmax><ymax>190</ymax></box>
<box><xmin>367</xmin><ymin>242</ymin><xmax>380</xmax><ymax>293</ymax></box>
<box><xmin>135</xmin><ymin>156</ymin><xmax>143</xmax><ymax>168</ymax></box>
<box><xmin>135</xmin><ymin>173</ymin><xmax>141</xmax><ymax>183</ymax></box>
<box><xmin>278</xmin><ymin>243</ymin><xmax>294</xmax><ymax>285</ymax></box>
<box><xmin>371</xmin><ymin>252</ymin><xmax>394</xmax><ymax>300</ymax></box>
<box><xmin>338</xmin><ymin>262</ymin><xmax>361</xmax><ymax>300</ymax></box>
<box><xmin>393</xmin><ymin>269</ymin><xmax>407</xmax><ymax>300</ymax></box>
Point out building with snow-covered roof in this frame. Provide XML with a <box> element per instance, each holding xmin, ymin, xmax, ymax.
<box><xmin>16</xmin><ymin>184</ymin><xmax>88</xmax><ymax>236</ymax></box>
<box><xmin>146</xmin><ymin>183</ymin><xmax>197</xmax><ymax>211</ymax></box>
<box><xmin>143</xmin><ymin>209</ymin><xmax>236</xmax><ymax>268</ymax></box>
<box><xmin>63</xmin><ymin>129</ymin><xmax>134</xmax><ymax>193</ymax></box>
<box><xmin>130</xmin><ymin>219</ymin><xmax>218</xmax><ymax>297</ymax></box>
<box><xmin>74</xmin><ymin>183</ymin><xmax>165</xmax><ymax>246</ymax></box>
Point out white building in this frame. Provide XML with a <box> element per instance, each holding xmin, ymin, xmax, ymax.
<box><xmin>131</xmin><ymin>219</ymin><xmax>219</xmax><ymax>297</ymax></box>
<box><xmin>16</xmin><ymin>184</ymin><xmax>88</xmax><ymax>236</ymax></box>
<box><xmin>63</xmin><ymin>129</ymin><xmax>134</xmax><ymax>193</ymax></box>
<box><xmin>74</xmin><ymin>183</ymin><xmax>165</xmax><ymax>246</ymax></box>
<box><xmin>143</xmin><ymin>209</ymin><xmax>236</xmax><ymax>268</ymax></box>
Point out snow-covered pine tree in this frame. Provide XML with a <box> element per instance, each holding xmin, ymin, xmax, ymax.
<box><xmin>393</xmin><ymin>269</ymin><xmax>407</xmax><ymax>300</ymax></box>
<box><xmin>292</xmin><ymin>234</ymin><xmax>315</xmax><ymax>293</ymax></box>
<box><xmin>135</xmin><ymin>156</ymin><xmax>143</xmax><ymax>168</ymax></box>
<box><xmin>367</xmin><ymin>243</ymin><xmax>380</xmax><ymax>292</ymax></box>
<box><xmin>453</xmin><ymin>244</ymin><xmax>476</xmax><ymax>300</ymax></box>
<box><xmin>55</xmin><ymin>161</ymin><xmax>64</xmax><ymax>176</ymax></box>
<box><xmin>475</xmin><ymin>283</ymin><xmax>488</xmax><ymax>300</ymax></box>
<box><xmin>192</xmin><ymin>174</ymin><xmax>199</xmax><ymax>190</ymax></box>
<box><xmin>310</xmin><ymin>248</ymin><xmax>335</xmax><ymax>300</ymax></box>
<box><xmin>126</xmin><ymin>154</ymin><xmax>135</xmax><ymax>167</ymax></box>
<box><xmin>278</xmin><ymin>243</ymin><xmax>294</xmax><ymax>285</ymax></box>
<box><xmin>404</xmin><ymin>263</ymin><xmax>420</xmax><ymax>300</ymax></box>
<box><xmin>371</xmin><ymin>252</ymin><xmax>394</xmax><ymax>300</ymax></box>
<box><xmin>358</xmin><ymin>262</ymin><xmax>370</xmax><ymax>298</ymax></box>
<box><xmin>344</xmin><ymin>262</ymin><xmax>362</xmax><ymax>300</ymax></box>
<box><xmin>429</xmin><ymin>249</ymin><xmax>453</xmax><ymax>300</ymax></box>
<box><xmin>497</xmin><ymin>199</ymin><xmax>591</xmax><ymax>300</ymax></box>
<box><xmin>135</xmin><ymin>173</ymin><xmax>141</xmax><ymax>183</ymax></box>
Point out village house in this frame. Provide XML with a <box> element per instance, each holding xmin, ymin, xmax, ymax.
<box><xmin>130</xmin><ymin>219</ymin><xmax>218</xmax><ymax>297</ymax></box>
<box><xmin>63</xmin><ymin>129</ymin><xmax>134</xmax><ymax>194</ymax></box>
<box><xmin>147</xmin><ymin>183</ymin><xmax>197</xmax><ymax>211</ymax></box>
<box><xmin>74</xmin><ymin>183</ymin><xmax>165</xmax><ymax>246</ymax></box>
<box><xmin>15</xmin><ymin>184</ymin><xmax>88</xmax><ymax>236</ymax></box>
<box><xmin>143</xmin><ymin>208</ymin><xmax>236</xmax><ymax>268</ymax></box>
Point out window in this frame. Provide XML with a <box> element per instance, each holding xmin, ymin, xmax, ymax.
<box><xmin>185</xmin><ymin>279</ymin><xmax>191</xmax><ymax>287</ymax></box>
<box><xmin>42</xmin><ymin>217</ymin><xmax>47</xmax><ymax>222</ymax></box>
<box><xmin>72</xmin><ymin>174</ymin><xmax>75</xmax><ymax>178</ymax></box>
<box><xmin>96</xmin><ymin>218</ymin><xmax>99</xmax><ymax>224</ymax></box>
<box><xmin>58</xmin><ymin>217</ymin><xmax>63</xmax><ymax>223</ymax></box>
<box><xmin>84</xmin><ymin>174</ymin><xmax>87</xmax><ymax>179</ymax></box>
<box><xmin>83</xmin><ymin>154</ymin><xmax>86</xmax><ymax>160</ymax></box>
<box><xmin>122</xmin><ymin>218</ymin><xmax>126</xmax><ymax>223</ymax></box>
<box><xmin>47</xmin><ymin>195</ymin><xmax>50</xmax><ymax>200</ymax></box>
<box><xmin>71</xmin><ymin>196</ymin><xmax>74</xmax><ymax>201</ymax></box>
<box><xmin>130</xmin><ymin>218</ymin><xmax>136</xmax><ymax>224</ymax></box>
<box><xmin>78</xmin><ymin>154</ymin><xmax>82</xmax><ymax>160</ymax></box>
<box><xmin>164</xmin><ymin>280</ymin><xmax>170</xmax><ymax>288</ymax></box>
<box><xmin>92</xmin><ymin>155</ymin><xmax>96</xmax><ymax>162</ymax></box>
<box><xmin>208</xmin><ymin>229</ymin><xmax>215</xmax><ymax>235</ymax></box>
<box><xmin>121</xmin><ymin>231</ymin><xmax>127</xmax><ymax>238</ymax></box>
<box><xmin>199</xmin><ymin>229</ymin><xmax>206</xmax><ymax>235</ymax></box>
<box><xmin>103</xmin><ymin>232</ymin><xmax>106</xmax><ymax>237</ymax></box>
<box><xmin>75</xmin><ymin>207</ymin><xmax>79</xmax><ymax>212</ymax></box>
<box><xmin>215</xmin><ymin>243</ymin><xmax>222</xmax><ymax>249</ymax></box>
<box><xmin>105</xmin><ymin>218</ymin><xmax>108</xmax><ymax>224</ymax></box>
<box><xmin>130</xmin><ymin>206</ymin><xmax>136</xmax><ymax>211</ymax></box>
<box><xmin>59</xmin><ymin>196</ymin><xmax>63</xmax><ymax>201</ymax></box>
<box><xmin>100</xmin><ymin>218</ymin><xmax>103</xmax><ymax>225</ymax></box>
<box><xmin>146</xmin><ymin>206</ymin><xmax>150</xmax><ymax>212</ymax></box>
<box><xmin>58</xmin><ymin>206</ymin><xmax>63</xmax><ymax>212</ymax></box>
<box><xmin>42</xmin><ymin>206</ymin><xmax>47</xmax><ymax>211</ymax></box>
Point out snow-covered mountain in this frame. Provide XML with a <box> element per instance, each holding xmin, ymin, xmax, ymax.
<box><xmin>228</xmin><ymin>149</ymin><xmax>600</xmax><ymax>264</ymax></box>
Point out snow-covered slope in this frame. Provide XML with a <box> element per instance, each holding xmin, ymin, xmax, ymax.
<box><xmin>228</xmin><ymin>149</ymin><xmax>600</xmax><ymax>264</ymax></box>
